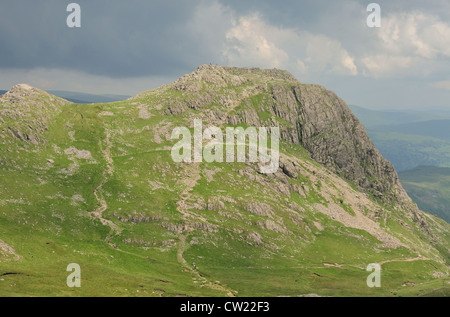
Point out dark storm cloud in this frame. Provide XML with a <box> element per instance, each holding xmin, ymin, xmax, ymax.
<box><xmin>0</xmin><ymin>0</ymin><xmax>223</xmax><ymax>77</ymax></box>
<box><xmin>0</xmin><ymin>0</ymin><xmax>355</xmax><ymax>78</ymax></box>
<box><xmin>1</xmin><ymin>0</ymin><xmax>448</xmax><ymax>78</ymax></box>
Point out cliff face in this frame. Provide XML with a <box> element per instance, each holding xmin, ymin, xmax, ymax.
<box><xmin>150</xmin><ymin>65</ymin><xmax>410</xmax><ymax>205</ymax></box>
<box><xmin>273</xmin><ymin>82</ymin><xmax>406</xmax><ymax>203</ymax></box>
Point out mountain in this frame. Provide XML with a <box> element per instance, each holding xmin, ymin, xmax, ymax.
<box><xmin>367</xmin><ymin>129</ymin><xmax>450</xmax><ymax>171</ymax></box>
<box><xmin>351</xmin><ymin>106</ymin><xmax>450</xmax><ymax>171</ymax></box>
<box><xmin>0</xmin><ymin>67</ymin><xmax>448</xmax><ymax>297</ymax></box>
<box><xmin>399</xmin><ymin>166</ymin><xmax>450</xmax><ymax>223</ymax></box>
<box><xmin>377</xmin><ymin>120</ymin><xmax>450</xmax><ymax>142</ymax></box>
<box><xmin>47</xmin><ymin>91</ymin><xmax>131</xmax><ymax>104</ymax></box>
<box><xmin>0</xmin><ymin>88</ymin><xmax>130</xmax><ymax>104</ymax></box>
<box><xmin>350</xmin><ymin>105</ymin><xmax>450</xmax><ymax>129</ymax></box>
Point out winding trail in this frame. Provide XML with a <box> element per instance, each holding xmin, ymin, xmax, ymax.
<box><xmin>378</xmin><ymin>256</ymin><xmax>430</xmax><ymax>266</ymax></box>
<box><xmin>91</xmin><ymin>128</ymin><xmax>120</xmax><ymax>235</ymax></box>
<box><xmin>89</xmin><ymin>127</ymin><xmax>233</xmax><ymax>294</ymax></box>
<box><xmin>176</xmin><ymin>163</ymin><xmax>235</xmax><ymax>297</ymax></box>
<box><xmin>290</xmin><ymin>256</ymin><xmax>432</xmax><ymax>271</ymax></box>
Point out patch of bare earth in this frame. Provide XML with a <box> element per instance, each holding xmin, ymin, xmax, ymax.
<box><xmin>287</xmin><ymin>154</ymin><xmax>406</xmax><ymax>249</ymax></box>
<box><xmin>91</xmin><ymin>128</ymin><xmax>120</xmax><ymax>235</ymax></box>
<box><xmin>0</xmin><ymin>239</ymin><xmax>20</xmax><ymax>261</ymax></box>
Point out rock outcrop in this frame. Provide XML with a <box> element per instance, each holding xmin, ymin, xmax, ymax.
<box><xmin>0</xmin><ymin>84</ymin><xmax>69</xmax><ymax>144</ymax></box>
<box><xmin>155</xmin><ymin>65</ymin><xmax>411</xmax><ymax>206</ymax></box>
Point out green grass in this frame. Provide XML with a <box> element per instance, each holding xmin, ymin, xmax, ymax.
<box><xmin>1</xmin><ymin>73</ymin><xmax>449</xmax><ymax>297</ymax></box>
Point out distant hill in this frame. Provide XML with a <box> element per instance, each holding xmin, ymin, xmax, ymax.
<box><xmin>377</xmin><ymin>120</ymin><xmax>450</xmax><ymax>142</ymax></box>
<box><xmin>48</xmin><ymin>90</ymin><xmax>131</xmax><ymax>103</ymax></box>
<box><xmin>367</xmin><ymin>129</ymin><xmax>450</xmax><ymax>171</ymax></box>
<box><xmin>349</xmin><ymin>105</ymin><xmax>450</xmax><ymax>129</ymax></box>
<box><xmin>399</xmin><ymin>166</ymin><xmax>450</xmax><ymax>223</ymax></box>
<box><xmin>351</xmin><ymin>106</ymin><xmax>450</xmax><ymax>171</ymax></box>
<box><xmin>0</xmin><ymin>88</ymin><xmax>130</xmax><ymax>103</ymax></box>
<box><xmin>352</xmin><ymin>106</ymin><xmax>450</xmax><ymax>224</ymax></box>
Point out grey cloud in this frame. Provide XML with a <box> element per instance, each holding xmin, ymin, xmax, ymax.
<box><xmin>0</xmin><ymin>0</ymin><xmax>221</xmax><ymax>77</ymax></box>
<box><xmin>2</xmin><ymin>0</ymin><xmax>448</xmax><ymax>78</ymax></box>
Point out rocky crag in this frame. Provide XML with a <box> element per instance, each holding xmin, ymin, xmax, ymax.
<box><xmin>0</xmin><ymin>66</ymin><xmax>448</xmax><ymax>297</ymax></box>
<box><xmin>138</xmin><ymin>65</ymin><xmax>423</xmax><ymax>223</ymax></box>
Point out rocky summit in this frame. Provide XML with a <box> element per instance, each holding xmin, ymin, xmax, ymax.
<box><xmin>0</xmin><ymin>65</ymin><xmax>448</xmax><ymax>297</ymax></box>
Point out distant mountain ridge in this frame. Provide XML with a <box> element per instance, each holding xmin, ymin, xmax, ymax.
<box><xmin>351</xmin><ymin>105</ymin><xmax>450</xmax><ymax>171</ymax></box>
<box><xmin>0</xmin><ymin>88</ymin><xmax>130</xmax><ymax>103</ymax></box>
<box><xmin>349</xmin><ymin>105</ymin><xmax>450</xmax><ymax>128</ymax></box>
<box><xmin>48</xmin><ymin>90</ymin><xmax>131</xmax><ymax>104</ymax></box>
<box><xmin>377</xmin><ymin>120</ymin><xmax>450</xmax><ymax>142</ymax></box>
<box><xmin>351</xmin><ymin>106</ymin><xmax>450</xmax><ymax>224</ymax></box>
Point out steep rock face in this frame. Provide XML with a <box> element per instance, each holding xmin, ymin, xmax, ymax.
<box><xmin>158</xmin><ymin>65</ymin><xmax>409</xmax><ymax>205</ymax></box>
<box><xmin>273</xmin><ymin>83</ymin><xmax>428</xmax><ymax>229</ymax></box>
<box><xmin>273</xmin><ymin>82</ymin><xmax>406</xmax><ymax>203</ymax></box>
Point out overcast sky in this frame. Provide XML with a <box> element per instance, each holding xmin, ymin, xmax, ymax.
<box><xmin>1</xmin><ymin>0</ymin><xmax>450</xmax><ymax>110</ymax></box>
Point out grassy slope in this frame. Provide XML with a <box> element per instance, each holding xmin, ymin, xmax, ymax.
<box><xmin>0</xmin><ymin>102</ymin><xmax>211</xmax><ymax>296</ymax></box>
<box><xmin>0</xmin><ymin>76</ymin><xmax>449</xmax><ymax>297</ymax></box>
